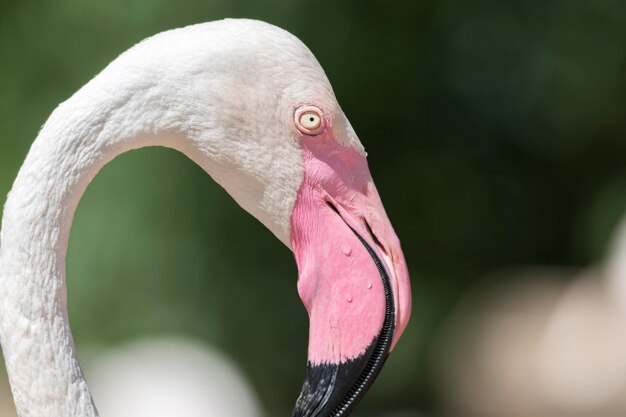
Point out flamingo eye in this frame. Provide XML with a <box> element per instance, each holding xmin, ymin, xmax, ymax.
<box><xmin>300</xmin><ymin>112</ymin><xmax>321</xmax><ymax>130</ymax></box>
<box><xmin>295</xmin><ymin>106</ymin><xmax>325</xmax><ymax>135</ymax></box>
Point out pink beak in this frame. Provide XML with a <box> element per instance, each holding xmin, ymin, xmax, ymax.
<box><xmin>290</xmin><ymin>135</ymin><xmax>411</xmax><ymax>416</ymax></box>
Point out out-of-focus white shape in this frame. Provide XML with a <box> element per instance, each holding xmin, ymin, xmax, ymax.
<box><xmin>433</xmin><ymin>269</ymin><xmax>569</xmax><ymax>417</ymax></box>
<box><xmin>536</xmin><ymin>216</ymin><xmax>626</xmax><ymax>414</ymax></box>
<box><xmin>434</xmin><ymin>214</ymin><xmax>626</xmax><ymax>417</ymax></box>
<box><xmin>538</xmin><ymin>271</ymin><xmax>626</xmax><ymax>412</ymax></box>
<box><xmin>84</xmin><ymin>337</ymin><xmax>264</xmax><ymax>417</ymax></box>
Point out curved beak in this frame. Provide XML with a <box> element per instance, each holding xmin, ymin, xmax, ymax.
<box><xmin>290</xmin><ymin>137</ymin><xmax>411</xmax><ymax>416</ymax></box>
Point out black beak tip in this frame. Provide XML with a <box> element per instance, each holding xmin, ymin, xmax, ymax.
<box><xmin>292</xmin><ymin>341</ymin><xmax>390</xmax><ymax>417</ymax></box>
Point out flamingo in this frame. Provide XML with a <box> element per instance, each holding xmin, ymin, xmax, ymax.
<box><xmin>0</xmin><ymin>19</ymin><xmax>411</xmax><ymax>417</ymax></box>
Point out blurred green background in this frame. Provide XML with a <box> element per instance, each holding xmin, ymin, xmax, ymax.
<box><xmin>1</xmin><ymin>0</ymin><xmax>625</xmax><ymax>416</ymax></box>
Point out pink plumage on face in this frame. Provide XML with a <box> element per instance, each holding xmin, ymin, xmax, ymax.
<box><xmin>289</xmin><ymin>105</ymin><xmax>411</xmax><ymax>416</ymax></box>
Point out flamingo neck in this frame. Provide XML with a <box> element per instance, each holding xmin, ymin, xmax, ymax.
<box><xmin>0</xmin><ymin>80</ymin><xmax>196</xmax><ymax>415</ymax></box>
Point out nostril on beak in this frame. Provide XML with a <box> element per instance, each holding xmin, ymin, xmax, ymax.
<box><xmin>363</xmin><ymin>219</ymin><xmax>387</xmax><ymax>256</ymax></box>
<box><xmin>327</xmin><ymin>201</ymin><xmax>340</xmax><ymax>215</ymax></box>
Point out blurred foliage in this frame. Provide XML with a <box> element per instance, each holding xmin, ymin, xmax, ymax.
<box><xmin>0</xmin><ymin>0</ymin><xmax>625</xmax><ymax>415</ymax></box>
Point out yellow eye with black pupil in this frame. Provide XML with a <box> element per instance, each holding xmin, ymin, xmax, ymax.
<box><xmin>300</xmin><ymin>112</ymin><xmax>321</xmax><ymax>130</ymax></box>
<box><xmin>295</xmin><ymin>105</ymin><xmax>325</xmax><ymax>135</ymax></box>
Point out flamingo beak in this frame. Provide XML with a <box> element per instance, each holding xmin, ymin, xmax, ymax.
<box><xmin>290</xmin><ymin>138</ymin><xmax>411</xmax><ymax>417</ymax></box>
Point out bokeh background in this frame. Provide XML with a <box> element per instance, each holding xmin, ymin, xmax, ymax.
<box><xmin>1</xmin><ymin>0</ymin><xmax>626</xmax><ymax>416</ymax></box>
